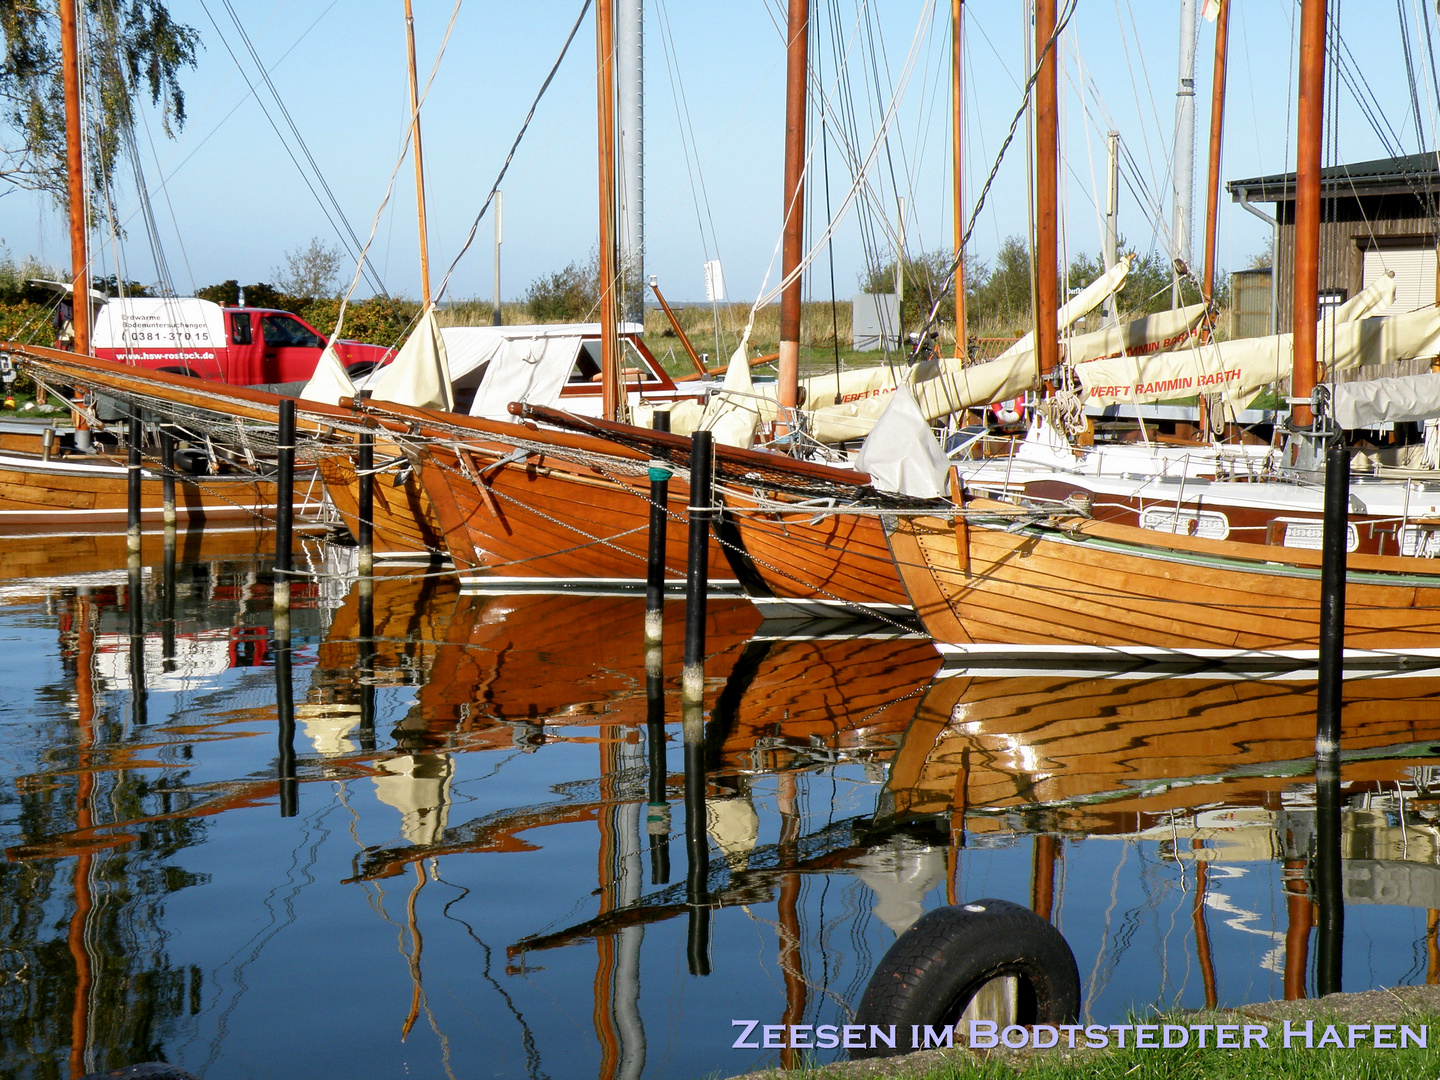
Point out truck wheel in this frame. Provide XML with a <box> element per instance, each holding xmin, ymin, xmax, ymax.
<box><xmin>345</xmin><ymin>361</ymin><xmax>378</xmax><ymax>379</ymax></box>
<box><xmin>851</xmin><ymin>899</ymin><xmax>1080</xmax><ymax>1059</ymax></box>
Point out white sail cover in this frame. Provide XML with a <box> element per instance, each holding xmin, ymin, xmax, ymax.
<box><xmin>801</xmin><ymin>258</ymin><xmax>1136</xmax><ymax>442</ymax></box>
<box><xmin>367</xmin><ymin>307</ymin><xmax>454</xmax><ymax>411</ymax></box>
<box><xmin>700</xmin><ymin>339</ymin><xmax>762</xmax><ymax>447</ymax></box>
<box><xmin>299</xmin><ymin>343</ymin><xmax>357</xmax><ymax>406</ymax></box>
<box><xmin>1332</xmin><ymin>372</ymin><xmax>1440</xmax><ymax>428</ymax></box>
<box><xmin>854</xmin><ymin>382</ymin><xmax>950</xmax><ymax>498</ymax></box>
<box><xmin>1073</xmin><ymin>274</ymin><xmax>1427</xmax><ymax>411</ymax></box>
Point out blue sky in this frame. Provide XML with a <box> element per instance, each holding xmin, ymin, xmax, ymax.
<box><xmin>2</xmin><ymin>1</ymin><xmax>1435</xmax><ymax>305</ymax></box>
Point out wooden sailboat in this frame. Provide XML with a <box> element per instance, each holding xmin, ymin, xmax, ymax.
<box><xmin>884</xmin><ymin>0</ymin><xmax>1440</xmax><ymax>661</ymax></box>
<box><xmin>0</xmin><ymin>3</ymin><xmax>321</xmax><ymax>530</ymax></box>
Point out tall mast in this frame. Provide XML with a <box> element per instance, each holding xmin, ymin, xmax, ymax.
<box><xmin>617</xmin><ymin>0</ymin><xmax>644</xmax><ymax>325</ymax></box>
<box><xmin>597</xmin><ymin>0</ymin><xmax>621</xmax><ymax>420</ymax></box>
<box><xmin>1103</xmin><ymin>131</ymin><xmax>1120</xmax><ymax>322</ymax></box>
<box><xmin>1172</xmin><ymin>0</ymin><xmax>1198</xmax><ymax>308</ymax></box>
<box><xmin>1201</xmin><ymin>0</ymin><xmax>1230</xmax><ymax>301</ymax></box>
<box><xmin>951</xmin><ymin>0</ymin><xmax>966</xmax><ymax>358</ymax></box>
<box><xmin>403</xmin><ymin>0</ymin><xmax>432</xmax><ymax>308</ymax></box>
<box><xmin>59</xmin><ymin>0</ymin><xmax>92</xmax><ymax>452</ymax></box>
<box><xmin>777</xmin><ymin>0</ymin><xmax>809</xmax><ymax>433</ymax></box>
<box><xmin>1033</xmin><ymin>0</ymin><xmax>1059</xmax><ymax>380</ymax></box>
<box><xmin>1291</xmin><ymin>0</ymin><xmax>1327</xmax><ymax>429</ymax></box>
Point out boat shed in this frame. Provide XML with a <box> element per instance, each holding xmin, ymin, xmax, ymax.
<box><xmin>1227</xmin><ymin>152</ymin><xmax>1440</xmax><ymax>330</ymax></box>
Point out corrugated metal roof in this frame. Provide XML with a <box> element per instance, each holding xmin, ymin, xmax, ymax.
<box><xmin>1227</xmin><ymin>152</ymin><xmax>1440</xmax><ymax>202</ymax></box>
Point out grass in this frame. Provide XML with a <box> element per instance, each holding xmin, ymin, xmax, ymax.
<box><xmin>734</xmin><ymin>1009</ymin><xmax>1440</xmax><ymax>1080</ymax></box>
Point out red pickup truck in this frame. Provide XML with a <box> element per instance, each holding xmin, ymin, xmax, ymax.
<box><xmin>91</xmin><ymin>297</ymin><xmax>392</xmax><ymax>385</ymax></box>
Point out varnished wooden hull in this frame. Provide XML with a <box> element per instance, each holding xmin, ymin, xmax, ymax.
<box><xmin>316</xmin><ymin>452</ymin><xmax>445</xmax><ymax>561</ymax></box>
<box><xmin>417</xmin><ymin>441</ymin><xmax>737</xmax><ymax>588</ymax></box>
<box><xmin>890</xmin><ymin>498</ymin><xmax>1440</xmax><ymax>659</ymax></box>
<box><xmin>884</xmin><ymin>669</ymin><xmax>1440</xmax><ymax>836</ymax></box>
<box><xmin>0</xmin><ymin>451</ymin><xmax>324</xmax><ymax>526</ymax></box>
<box><xmin>721</xmin><ymin>492</ymin><xmax>913</xmax><ymax>621</ymax></box>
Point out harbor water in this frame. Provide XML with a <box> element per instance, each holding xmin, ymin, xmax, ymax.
<box><xmin>1</xmin><ymin>528</ymin><xmax>1438</xmax><ymax>1078</ymax></box>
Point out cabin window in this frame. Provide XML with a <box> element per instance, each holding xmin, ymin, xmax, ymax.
<box><xmin>569</xmin><ymin>341</ymin><xmax>603</xmax><ymax>383</ymax></box>
<box><xmin>261</xmin><ymin>315</ymin><xmax>325</xmax><ymax>349</ymax></box>
<box><xmin>230</xmin><ymin>312</ymin><xmax>253</xmax><ymax>345</ymax></box>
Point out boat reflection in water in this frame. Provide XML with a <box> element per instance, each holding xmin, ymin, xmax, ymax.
<box><xmin>4</xmin><ymin>549</ymin><xmax>1440</xmax><ymax>1077</ymax></box>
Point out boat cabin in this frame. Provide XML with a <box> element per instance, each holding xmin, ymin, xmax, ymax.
<box><xmin>437</xmin><ymin>321</ymin><xmax>700</xmax><ymax>418</ymax></box>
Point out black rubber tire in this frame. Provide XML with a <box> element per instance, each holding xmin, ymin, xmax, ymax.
<box><xmin>345</xmin><ymin>361</ymin><xmax>378</xmax><ymax>379</ymax></box>
<box><xmin>851</xmin><ymin>898</ymin><xmax>1080</xmax><ymax>1059</ymax></box>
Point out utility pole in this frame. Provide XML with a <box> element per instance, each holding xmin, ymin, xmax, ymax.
<box><xmin>1104</xmin><ymin>130</ymin><xmax>1120</xmax><ymax>322</ymax></box>
<box><xmin>1172</xmin><ymin>0</ymin><xmax>1198</xmax><ymax>308</ymax></box>
<box><xmin>492</xmin><ymin>191</ymin><xmax>503</xmax><ymax>326</ymax></box>
<box><xmin>618</xmin><ymin>0</ymin><xmax>644</xmax><ymax>325</ymax></box>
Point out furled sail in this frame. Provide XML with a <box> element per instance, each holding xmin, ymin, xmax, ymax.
<box><xmin>1072</xmin><ymin>273</ymin><xmax>1428</xmax><ymax>413</ymax></box>
<box><xmin>366</xmin><ymin>306</ymin><xmax>455</xmax><ymax>411</ymax></box>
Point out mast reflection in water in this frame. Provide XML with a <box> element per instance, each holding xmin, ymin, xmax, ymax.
<box><xmin>2</xmin><ymin>544</ymin><xmax>1440</xmax><ymax>1077</ymax></box>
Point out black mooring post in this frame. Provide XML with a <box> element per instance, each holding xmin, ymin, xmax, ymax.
<box><xmin>127</xmin><ymin>409</ymin><xmax>143</xmax><ymax>558</ymax></box>
<box><xmin>682</xmin><ymin>430</ymin><xmax>714</xmax><ymax>707</ymax></box>
<box><xmin>684</xmin><ymin>723</ymin><xmax>711</xmax><ymax>976</ymax></box>
<box><xmin>274</xmin><ymin>400</ymin><xmax>296</xmax><ymax>628</ymax></box>
<box><xmin>1315</xmin><ymin>743</ymin><xmax>1343</xmax><ymax>995</ymax></box>
<box><xmin>357</xmin><ymin>574</ymin><xmax>376</xmax><ymax>753</ymax></box>
<box><xmin>1315</xmin><ymin>440</ymin><xmax>1349</xmax><ymax>995</ymax></box>
<box><xmin>160</xmin><ymin>424</ymin><xmax>177</xmax><ymax>529</ymax></box>
<box><xmin>127</xmin><ymin>560</ymin><xmax>147</xmax><ymax>727</ymax></box>
<box><xmin>276</xmin><ymin>635</ymin><xmax>297</xmax><ymax>818</ymax></box>
<box><xmin>1317</xmin><ymin>442</ymin><xmax>1348</xmax><ymax>751</ymax></box>
<box><xmin>682</xmin><ymin>429</ymin><xmax>715</xmax><ymax>976</ymax></box>
<box><xmin>645</xmin><ymin>411</ymin><xmax>673</xmax><ymax>647</ymax></box>
<box><xmin>357</xmin><ymin>431</ymin><xmax>375</xmax><ymax>576</ymax></box>
<box><xmin>646</xmin><ymin>646</ymin><xmax>672</xmax><ymax>886</ymax></box>
<box><xmin>161</xmin><ymin>524</ymin><xmax>177</xmax><ymax>671</ymax></box>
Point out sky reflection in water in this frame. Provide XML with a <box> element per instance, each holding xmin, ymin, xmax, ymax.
<box><xmin>1</xmin><ymin>539</ymin><xmax>1439</xmax><ymax>1079</ymax></box>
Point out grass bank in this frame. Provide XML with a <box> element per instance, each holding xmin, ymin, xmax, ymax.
<box><xmin>729</xmin><ymin>988</ymin><xmax>1440</xmax><ymax>1080</ymax></box>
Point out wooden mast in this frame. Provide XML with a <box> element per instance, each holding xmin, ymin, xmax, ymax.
<box><xmin>777</xmin><ymin>0</ymin><xmax>809</xmax><ymax>434</ymax></box>
<box><xmin>59</xmin><ymin>0</ymin><xmax>92</xmax><ymax>451</ymax></box>
<box><xmin>952</xmin><ymin>0</ymin><xmax>966</xmax><ymax>359</ymax></box>
<box><xmin>1200</xmin><ymin>0</ymin><xmax>1230</xmax><ymax>301</ymax></box>
<box><xmin>1034</xmin><ymin>0</ymin><xmax>1059</xmax><ymax>380</ymax></box>
<box><xmin>1291</xmin><ymin>0</ymin><xmax>1327</xmax><ymax>429</ymax></box>
<box><xmin>596</xmin><ymin>0</ymin><xmax>622</xmax><ymax>421</ymax></box>
<box><xmin>403</xmin><ymin>0</ymin><xmax>432</xmax><ymax>308</ymax></box>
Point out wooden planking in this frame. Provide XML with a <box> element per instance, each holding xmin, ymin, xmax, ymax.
<box><xmin>723</xmin><ymin>494</ymin><xmax>913</xmax><ymax>610</ymax></box>
<box><xmin>0</xmin><ymin>454</ymin><xmax>315</xmax><ymax>525</ymax></box>
<box><xmin>417</xmin><ymin>443</ymin><xmax>732</xmax><ymax>581</ymax></box>
<box><xmin>316</xmin><ymin>451</ymin><xmax>444</xmax><ymax>559</ymax></box>
<box><xmin>892</xmin><ymin>500</ymin><xmax>1440</xmax><ymax>652</ymax></box>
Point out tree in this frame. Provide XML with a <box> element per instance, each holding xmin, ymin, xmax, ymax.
<box><xmin>524</xmin><ymin>251</ymin><xmax>599</xmax><ymax>322</ymax></box>
<box><xmin>273</xmin><ymin>237</ymin><xmax>343</xmax><ymax>300</ymax></box>
<box><xmin>0</xmin><ymin>2</ymin><xmax>199</xmax><ymax>207</ymax></box>
<box><xmin>858</xmin><ymin>249</ymin><xmax>983</xmax><ymax>333</ymax></box>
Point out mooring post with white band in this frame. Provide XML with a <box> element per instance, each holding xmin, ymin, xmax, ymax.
<box><xmin>357</xmin><ymin>431</ymin><xmax>375</xmax><ymax>577</ymax></box>
<box><xmin>1315</xmin><ymin>439</ymin><xmax>1348</xmax><ymax>994</ymax></box>
<box><xmin>273</xmin><ymin>399</ymin><xmax>296</xmax><ymax>634</ymax></box>
<box><xmin>126</xmin><ymin>409</ymin><xmax>143</xmax><ymax>558</ymax></box>
<box><xmin>644</xmin><ymin>410</ymin><xmax>672</xmax><ymax>646</ymax></box>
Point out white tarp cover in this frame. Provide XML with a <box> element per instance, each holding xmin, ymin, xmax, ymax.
<box><xmin>298</xmin><ymin>343</ymin><xmax>356</xmax><ymax>406</ymax></box>
<box><xmin>91</xmin><ymin>297</ymin><xmax>226</xmax><ymax>353</ymax></box>
<box><xmin>368</xmin><ymin>307</ymin><xmax>454</xmax><ymax>411</ymax></box>
<box><xmin>448</xmin><ymin>320</ymin><xmax>643</xmax><ymax>420</ymax></box>
<box><xmin>854</xmin><ymin>382</ymin><xmax>950</xmax><ymax>498</ymax></box>
<box><xmin>1332</xmin><ymin>372</ymin><xmax>1440</xmax><ymax>428</ymax></box>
